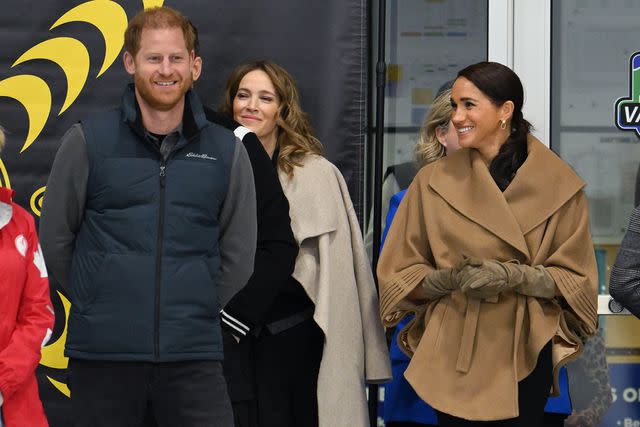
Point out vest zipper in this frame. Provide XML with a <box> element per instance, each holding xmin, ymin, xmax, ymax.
<box><xmin>154</xmin><ymin>161</ymin><xmax>167</xmax><ymax>360</ymax></box>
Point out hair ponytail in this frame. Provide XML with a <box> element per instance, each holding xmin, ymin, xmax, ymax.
<box><xmin>489</xmin><ymin>110</ymin><xmax>531</xmax><ymax>191</ymax></box>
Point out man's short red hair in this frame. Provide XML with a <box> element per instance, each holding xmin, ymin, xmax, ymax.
<box><xmin>124</xmin><ymin>6</ymin><xmax>196</xmax><ymax>56</ymax></box>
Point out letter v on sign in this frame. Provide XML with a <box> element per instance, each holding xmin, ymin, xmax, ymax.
<box><xmin>616</xmin><ymin>52</ymin><xmax>640</xmax><ymax>138</ymax></box>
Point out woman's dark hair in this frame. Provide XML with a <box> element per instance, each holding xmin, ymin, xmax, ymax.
<box><xmin>457</xmin><ymin>61</ymin><xmax>531</xmax><ymax>191</ymax></box>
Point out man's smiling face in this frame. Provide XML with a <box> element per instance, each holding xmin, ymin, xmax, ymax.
<box><xmin>124</xmin><ymin>26</ymin><xmax>194</xmax><ymax>113</ymax></box>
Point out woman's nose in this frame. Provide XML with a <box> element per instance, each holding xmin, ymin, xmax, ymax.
<box><xmin>451</xmin><ymin>108</ymin><xmax>464</xmax><ymax>124</ymax></box>
<box><xmin>247</xmin><ymin>97</ymin><xmax>259</xmax><ymax>110</ymax></box>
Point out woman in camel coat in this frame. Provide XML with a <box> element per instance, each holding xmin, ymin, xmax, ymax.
<box><xmin>377</xmin><ymin>62</ymin><xmax>597</xmax><ymax>426</ymax></box>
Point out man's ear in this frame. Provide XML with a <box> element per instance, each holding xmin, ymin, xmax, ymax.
<box><xmin>192</xmin><ymin>56</ymin><xmax>202</xmax><ymax>82</ymax></box>
<box><xmin>123</xmin><ymin>51</ymin><xmax>135</xmax><ymax>75</ymax></box>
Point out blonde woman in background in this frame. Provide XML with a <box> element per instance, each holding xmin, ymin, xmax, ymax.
<box><xmin>414</xmin><ymin>88</ymin><xmax>460</xmax><ymax>161</ymax></box>
<box><xmin>364</xmin><ymin>83</ymin><xmax>459</xmax><ymax>257</ymax></box>
<box><xmin>382</xmin><ymin>87</ymin><xmax>459</xmax><ymax>427</ymax></box>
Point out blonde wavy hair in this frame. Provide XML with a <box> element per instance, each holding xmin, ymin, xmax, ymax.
<box><xmin>220</xmin><ymin>60</ymin><xmax>323</xmax><ymax>176</ymax></box>
<box><xmin>415</xmin><ymin>88</ymin><xmax>452</xmax><ymax>166</ymax></box>
<box><xmin>0</xmin><ymin>126</ymin><xmax>5</xmax><ymax>154</ymax></box>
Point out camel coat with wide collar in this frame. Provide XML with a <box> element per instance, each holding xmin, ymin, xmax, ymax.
<box><xmin>278</xmin><ymin>154</ymin><xmax>391</xmax><ymax>427</ymax></box>
<box><xmin>378</xmin><ymin>136</ymin><xmax>598</xmax><ymax>421</ymax></box>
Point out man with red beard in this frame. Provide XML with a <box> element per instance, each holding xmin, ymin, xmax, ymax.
<box><xmin>39</xmin><ymin>7</ymin><xmax>256</xmax><ymax>426</ymax></box>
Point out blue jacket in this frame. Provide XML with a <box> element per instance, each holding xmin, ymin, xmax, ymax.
<box><xmin>381</xmin><ymin>190</ymin><xmax>571</xmax><ymax>424</ymax></box>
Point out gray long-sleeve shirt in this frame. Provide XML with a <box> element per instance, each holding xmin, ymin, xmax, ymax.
<box><xmin>39</xmin><ymin>122</ymin><xmax>256</xmax><ymax>308</ymax></box>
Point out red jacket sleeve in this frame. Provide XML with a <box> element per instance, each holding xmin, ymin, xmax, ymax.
<box><xmin>0</xmin><ymin>213</ymin><xmax>55</xmax><ymax>401</ymax></box>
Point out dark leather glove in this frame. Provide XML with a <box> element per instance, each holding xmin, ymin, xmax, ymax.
<box><xmin>458</xmin><ymin>257</ymin><xmax>556</xmax><ymax>299</ymax></box>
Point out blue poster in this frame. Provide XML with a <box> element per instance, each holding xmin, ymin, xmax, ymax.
<box><xmin>600</xmin><ymin>363</ymin><xmax>640</xmax><ymax>427</ymax></box>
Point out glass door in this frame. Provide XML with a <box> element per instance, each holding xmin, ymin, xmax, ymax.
<box><xmin>550</xmin><ymin>1</ymin><xmax>640</xmax><ymax>425</ymax></box>
<box><xmin>367</xmin><ymin>0</ymin><xmax>489</xmax><ymax>256</ymax></box>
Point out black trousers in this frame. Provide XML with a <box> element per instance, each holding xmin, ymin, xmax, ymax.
<box><xmin>68</xmin><ymin>358</ymin><xmax>233</xmax><ymax>427</ymax></box>
<box><xmin>386</xmin><ymin>423</ymin><xmax>437</xmax><ymax>427</ymax></box>
<box><xmin>224</xmin><ymin>318</ymin><xmax>324</xmax><ymax>427</ymax></box>
<box><xmin>436</xmin><ymin>342</ymin><xmax>553</xmax><ymax>427</ymax></box>
<box><xmin>387</xmin><ymin>414</ymin><xmax>565</xmax><ymax>427</ymax></box>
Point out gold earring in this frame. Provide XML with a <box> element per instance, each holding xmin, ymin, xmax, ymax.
<box><xmin>500</xmin><ymin>119</ymin><xmax>507</xmax><ymax>130</ymax></box>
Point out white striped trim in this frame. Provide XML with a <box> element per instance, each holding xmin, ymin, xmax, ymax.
<box><xmin>221</xmin><ymin>318</ymin><xmax>247</xmax><ymax>336</ymax></box>
<box><xmin>233</xmin><ymin>126</ymin><xmax>252</xmax><ymax>141</ymax></box>
<box><xmin>220</xmin><ymin>309</ymin><xmax>250</xmax><ymax>333</ymax></box>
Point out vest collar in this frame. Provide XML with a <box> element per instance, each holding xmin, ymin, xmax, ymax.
<box><xmin>0</xmin><ymin>187</ymin><xmax>14</xmax><ymax>230</ymax></box>
<box><xmin>120</xmin><ymin>84</ymin><xmax>208</xmax><ymax>141</ymax></box>
<box><xmin>429</xmin><ymin>136</ymin><xmax>585</xmax><ymax>261</ymax></box>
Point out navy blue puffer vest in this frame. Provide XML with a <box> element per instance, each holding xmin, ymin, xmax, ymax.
<box><xmin>66</xmin><ymin>86</ymin><xmax>236</xmax><ymax>361</ymax></box>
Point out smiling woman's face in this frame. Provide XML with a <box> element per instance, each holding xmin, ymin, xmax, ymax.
<box><xmin>232</xmin><ymin>69</ymin><xmax>280</xmax><ymax>147</ymax></box>
<box><xmin>450</xmin><ymin>76</ymin><xmax>506</xmax><ymax>151</ymax></box>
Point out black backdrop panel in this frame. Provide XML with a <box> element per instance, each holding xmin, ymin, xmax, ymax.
<box><xmin>0</xmin><ymin>1</ymin><xmax>367</xmax><ymax>425</ymax></box>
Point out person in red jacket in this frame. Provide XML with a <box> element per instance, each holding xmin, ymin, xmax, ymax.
<box><xmin>0</xmin><ymin>127</ymin><xmax>55</xmax><ymax>427</ymax></box>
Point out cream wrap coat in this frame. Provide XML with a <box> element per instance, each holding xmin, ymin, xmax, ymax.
<box><xmin>377</xmin><ymin>137</ymin><xmax>598</xmax><ymax>421</ymax></box>
<box><xmin>278</xmin><ymin>154</ymin><xmax>392</xmax><ymax>427</ymax></box>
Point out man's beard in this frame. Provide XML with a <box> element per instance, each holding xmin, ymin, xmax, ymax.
<box><xmin>134</xmin><ymin>73</ymin><xmax>192</xmax><ymax>112</ymax></box>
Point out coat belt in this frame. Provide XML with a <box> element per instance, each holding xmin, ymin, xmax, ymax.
<box><xmin>455</xmin><ymin>294</ymin><xmax>499</xmax><ymax>373</ymax></box>
<box><xmin>456</xmin><ymin>297</ymin><xmax>480</xmax><ymax>373</ymax></box>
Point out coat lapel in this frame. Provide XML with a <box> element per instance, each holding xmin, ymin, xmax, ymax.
<box><xmin>504</xmin><ymin>136</ymin><xmax>585</xmax><ymax>235</ymax></box>
<box><xmin>429</xmin><ymin>136</ymin><xmax>586</xmax><ymax>262</ymax></box>
<box><xmin>429</xmin><ymin>148</ymin><xmax>530</xmax><ymax>259</ymax></box>
<box><xmin>278</xmin><ymin>156</ymin><xmax>339</xmax><ymax>244</ymax></box>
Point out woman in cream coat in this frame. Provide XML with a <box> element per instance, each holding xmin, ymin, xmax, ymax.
<box><xmin>378</xmin><ymin>62</ymin><xmax>597</xmax><ymax>426</ymax></box>
<box><xmin>221</xmin><ymin>60</ymin><xmax>391</xmax><ymax>427</ymax></box>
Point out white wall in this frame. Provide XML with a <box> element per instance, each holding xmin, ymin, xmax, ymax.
<box><xmin>489</xmin><ymin>0</ymin><xmax>550</xmax><ymax>147</ymax></box>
